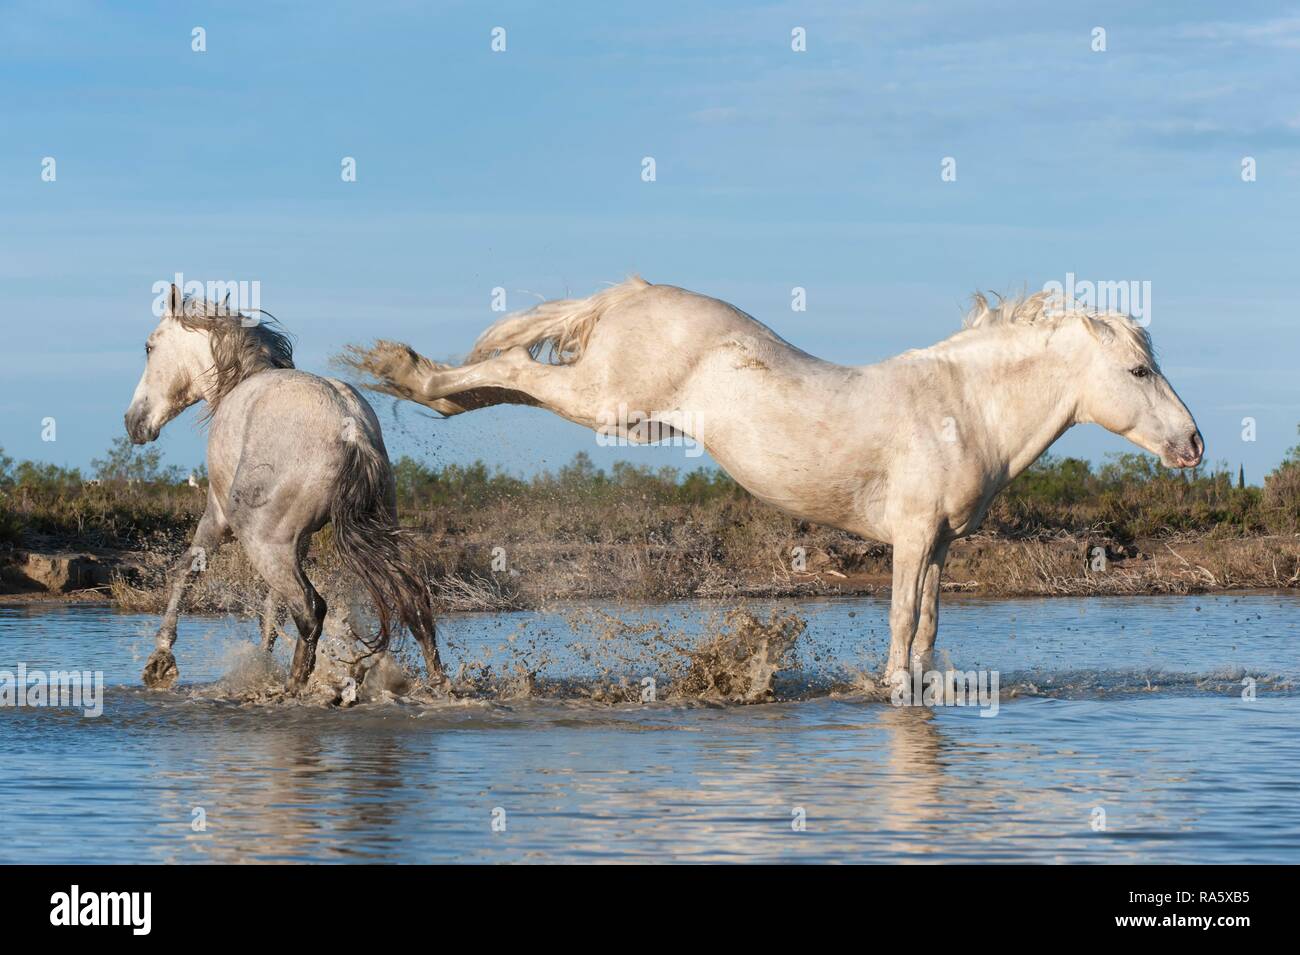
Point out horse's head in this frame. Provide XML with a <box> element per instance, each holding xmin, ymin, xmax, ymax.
<box><xmin>124</xmin><ymin>284</ymin><xmax>214</xmax><ymax>443</ymax></box>
<box><xmin>1073</xmin><ymin>311</ymin><xmax>1203</xmax><ymax>469</ymax></box>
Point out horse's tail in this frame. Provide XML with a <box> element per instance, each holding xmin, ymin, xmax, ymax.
<box><xmin>466</xmin><ymin>275</ymin><xmax>650</xmax><ymax>365</ymax></box>
<box><xmin>328</xmin><ymin>433</ymin><xmax>440</xmax><ymax>669</ymax></box>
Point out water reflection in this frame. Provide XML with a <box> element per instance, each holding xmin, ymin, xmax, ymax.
<box><xmin>2</xmin><ymin>594</ymin><xmax>1298</xmax><ymax>862</ymax></box>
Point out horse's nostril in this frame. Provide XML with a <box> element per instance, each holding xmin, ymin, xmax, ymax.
<box><xmin>125</xmin><ymin>405</ymin><xmax>148</xmax><ymax>443</ymax></box>
<box><xmin>1190</xmin><ymin>431</ymin><xmax>1203</xmax><ymax>455</ymax></box>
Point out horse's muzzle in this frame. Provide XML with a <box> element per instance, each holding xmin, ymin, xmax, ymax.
<box><xmin>124</xmin><ymin>404</ymin><xmax>158</xmax><ymax>445</ymax></box>
<box><xmin>1168</xmin><ymin>430</ymin><xmax>1203</xmax><ymax>469</ymax></box>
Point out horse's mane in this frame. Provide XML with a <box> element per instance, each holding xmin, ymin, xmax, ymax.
<box><xmin>174</xmin><ymin>295</ymin><xmax>295</xmax><ymax>419</ymax></box>
<box><xmin>962</xmin><ymin>291</ymin><xmax>1156</xmax><ymax>366</ymax></box>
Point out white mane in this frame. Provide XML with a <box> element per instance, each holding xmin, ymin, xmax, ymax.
<box><xmin>963</xmin><ymin>291</ymin><xmax>1156</xmax><ymax>366</ymax></box>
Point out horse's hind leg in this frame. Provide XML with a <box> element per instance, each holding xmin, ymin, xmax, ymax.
<box><xmin>345</xmin><ymin>342</ymin><xmax>474</xmax><ymax>416</ymax></box>
<box><xmin>285</xmin><ymin>582</ymin><xmax>326</xmax><ymax>692</ymax></box>
<box><xmin>244</xmin><ymin>537</ymin><xmax>325</xmax><ymax>692</ymax></box>
<box><xmin>143</xmin><ymin>508</ymin><xmax>228</xmax><ymax>689</ymax></box>
<box><xmin>357</xmin><ymin>343</ymin><xmax>615</xmax><ymax>429</ymax></box>
<box><xmin>258</xmin><ymin>590</ymin><xmax>281</xmax><ymax>653</ymax></box>
<box><xmin>412</xmin><ymin>623</ymin><xmax>448</xmax><ymax>691</ymax></box>
<box><xmin>416</xmin><ymin>347</ymin><xmax>605</xmax><ymax>428</ymax></box>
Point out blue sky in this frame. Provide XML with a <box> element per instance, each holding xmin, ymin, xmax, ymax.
<box><xmin>2</xmin><ymin>1</ymin><xmax>1298</xmax><ymax>482</ymax></box>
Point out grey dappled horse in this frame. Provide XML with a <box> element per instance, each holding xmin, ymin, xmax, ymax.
<box><xmin>125</xmin><ymin>285</ymin><xmax>444</xmax><ymax>693</ymax></box>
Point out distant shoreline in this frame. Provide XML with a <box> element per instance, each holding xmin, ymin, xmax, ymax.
<box><xmin>5</xmin><ymin>531</ymin><xmax>1297</xmax><ymax>613</ymax></box>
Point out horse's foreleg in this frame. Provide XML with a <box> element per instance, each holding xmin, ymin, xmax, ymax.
<box><xmin>884</xmin><ymin>534</ymin><xmax>938</xmax><ymax>700</ymax></box>
<box><xmin>143</xmin><ymin>510</ymin><xmax>227</xmax><ymax>689</ymax></box>
<box><xmin>909</xmin><ymin>542</ymin><xmax>950</xmax><ymax>673</ymax></box>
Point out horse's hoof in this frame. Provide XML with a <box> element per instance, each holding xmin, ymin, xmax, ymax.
<box><xmin>425</xmin><ymin>670</ymin><xmax>456</xmax><ymax>699</ymax></box>
<box><xmin>142</xmin><ymin>650</ymin><xmax>178</xmax><ymax>690</ymax></box>
<box><xmin>884</xmin><ymin>668</ymin><xmax>912</xmax><ymax>704</ymax></box>
<box><xmin>339</xmin><ymin>677</ymin><xmax>359</xmax><ymax>707</ymax></box>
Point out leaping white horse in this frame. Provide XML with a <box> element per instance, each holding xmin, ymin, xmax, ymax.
<box><xmin>344</xmin><ymin>278</ymin><xmax>1202</xmax><ymax>690</ymax></box>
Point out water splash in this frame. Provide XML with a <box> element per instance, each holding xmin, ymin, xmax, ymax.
<box><xmin>663</xmin><ymin>608</ymin><xmax>804</xmax><ymax>703</ymax></box>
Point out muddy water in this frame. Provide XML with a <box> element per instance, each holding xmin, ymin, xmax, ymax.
<box><xmin>1</xmin><ymin>594</ymin><xmax>1297</xmax><ymax>863</ymax></box>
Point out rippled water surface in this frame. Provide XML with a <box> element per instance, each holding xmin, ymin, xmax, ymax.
<box><xmin>2</xmin><ymin>593</ymin><xmax>1297</xmax><ymax>863</ymax></box>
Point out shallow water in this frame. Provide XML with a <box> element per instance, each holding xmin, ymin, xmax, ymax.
<box><xmin>1</xmin><ymin>593</ymin><xmax>1297</xmax><ymax>863</ymax></box>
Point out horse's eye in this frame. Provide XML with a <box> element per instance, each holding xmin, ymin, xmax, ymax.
<box><xmin>145</xmin><ymin>343</ymin><xmax>154</xmax><ymax>356</ymax></box>
<box><xmin>1130</xmin><ymin>365</ymin><xmax>1150</xmax><ymax>379</ymax></box>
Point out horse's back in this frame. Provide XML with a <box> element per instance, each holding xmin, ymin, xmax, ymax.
<box><xmin>210</xmin><ymin>368</ymin><xmax>383</xmax><ymax>443</ymax></box>
<box><xmin>577</xmin><ymin>282</ymin><xmax>836</xmax><ymax>403</ymax></box>
<box><xmin>594</xmin><ymin>283</ymin><xmax>817</xmax><ymax>357</ymax></box>
<box><xmin>569</xmin><ymin>283</ymin><xmax>879</xmax><ymax>529</ymax></box>
<box><xmin>206</xmin><ymin>369</ymin><xmax>389</xmax><ymax>537</ymax></box>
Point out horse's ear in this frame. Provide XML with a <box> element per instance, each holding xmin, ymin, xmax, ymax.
<box><xmin>1080</xmin><ymin>313</ymin><xmax>1115</xmax><ymax>344</ymax></box>
<box><xmin>964</xmin><ymin>292</ymin><xmax>991</xmax><ymax>328</ymax></box>
<box><xmin>166</xmin><ymin>283</ymin><xmax>182</xmax><ymax>319</ymax></box>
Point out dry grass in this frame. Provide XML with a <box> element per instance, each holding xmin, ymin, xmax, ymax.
<box><xmin>942</xmin><ymin>533</ymin><xmax>1300</xmax><ymax>596</ymax></box>
<box><xmin>11</xmin><ymin>447</ymin><xmax>1300</xmax><ymax>612</ymax></box>
<box><xmin>106</xmin><ymin>513</ymin><xmax>1300</xmax><ymax>620</ymax></box>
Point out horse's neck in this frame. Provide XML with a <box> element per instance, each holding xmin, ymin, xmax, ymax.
<box><xmin>946</xmin><ymin>331</ymin><xmax>1080</xmax><ymax>481</ymax></box>
<box><xmin>194</xmin><ymin>330</ymin><xmax>275</xmax><ymax>408</ymax></box>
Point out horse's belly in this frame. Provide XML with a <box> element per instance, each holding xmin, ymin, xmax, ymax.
<box><xmin>707</xmin><ymin>443</ymin><xmax>881</xmax><ymax>536</ymax></box>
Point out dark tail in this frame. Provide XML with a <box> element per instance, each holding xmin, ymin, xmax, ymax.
<box><xmin>329</xmin><ymin>437</ymin><xmax>442</xmax><ymax>676</ymax></box>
